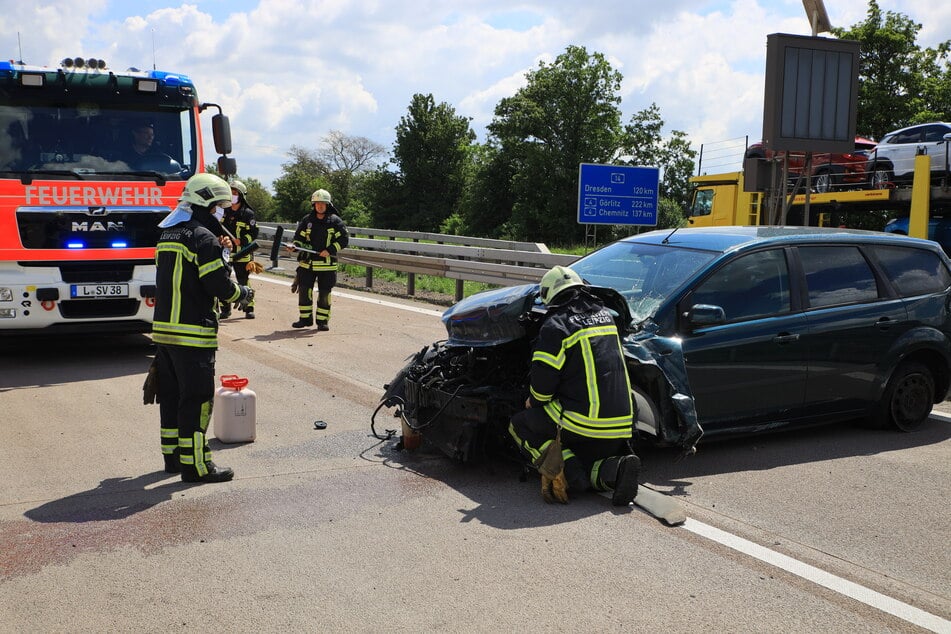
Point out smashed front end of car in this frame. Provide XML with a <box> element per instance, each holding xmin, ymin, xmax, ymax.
<box><xmin>377</xmin><ymin>275</ymin><xmax>705</xmax><ymax>462</ymax></box>
<box><xmin>378</xmin><ymin>285</ymin><xmax>540</xmax><ymax>462</ymax></box>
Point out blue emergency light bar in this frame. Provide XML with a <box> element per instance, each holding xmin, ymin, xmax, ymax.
<box><xmin>148</xmin><ymin>70</ymin><xmax>194</xmax><ymax>88</ymax></box>
<box><xmin>0</xmin><ymin>60</ymin><xmax>195</xmax><ymax>88</ymax></box>
<box><xmin>65</xmin><ymin>241</ymin><xmax>131</xmax><ymax>249</ymax></box>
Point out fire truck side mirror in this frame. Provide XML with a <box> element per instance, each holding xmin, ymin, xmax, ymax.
<box><xmin>217</xmin><ymin>156</ymin><xmax>237</xmax><ymax>176</ymax></box>
<box><xmin>212</xmin><ymin>114</ymin><xmax>232</xmax><ymax>155</ymax></box>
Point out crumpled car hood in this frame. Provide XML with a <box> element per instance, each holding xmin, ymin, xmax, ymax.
<box><xmin>442</xmin><ymin>284</ymin><xmax>538</xmax><ymax>347</ymax></box>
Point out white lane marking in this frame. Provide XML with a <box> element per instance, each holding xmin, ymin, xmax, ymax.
<box><xmin>682</xmin><ymin>518</ymin><xmax>951</xmax><ymax>633</ymax></box>
<box><xmin>257</xmin><ymin>272</ymin><xmax>949</xmax><ymax>631</ymax></box>
<box><xmin>929</xmin><ymin>411</ymin><xmax>951</xmax><ymax>423</ymax></box>
<box><xmin>251</xmin><ymin>274</ymin><xmax>444</xmax><ymax>317</ymax></box>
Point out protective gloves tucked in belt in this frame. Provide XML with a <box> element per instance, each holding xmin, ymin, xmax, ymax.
<box><xmin>290</xmin><ymin>268</ymin><xmax>300</xmax><ymax>294</ymax></box>
<box><xmin>541</xmin><ymin>471</ymin><xmax>569</xmax><ymax>504</ymax></box>
<box><xmin>534</xmin><ymin>430</ymin><xmax>568</xmax><ymax>504</ymax></box>
<box><xmin>245</xmin><ymin>260</ymin><xmax>264</xmax><ymax>274</ymax></box>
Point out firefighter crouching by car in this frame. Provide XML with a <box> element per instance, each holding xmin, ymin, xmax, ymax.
<box><xmin>220</xmin><ymin>179</ymin><xmax>261</xmax><ymax>320</ymax></box>
<box><xmin>145</xmin><ymin>173</ymin><xmax>254</xmax><ymax>483</ymax></box>
<box><xmin>508</xmin><ymin>266</ymin><xmax>639</xmax><ymax>506</ymax></box>
<box><xmin>285</xmin><ymin>188</ymin><xmax>349</xmax><ymax>330</ymax></box>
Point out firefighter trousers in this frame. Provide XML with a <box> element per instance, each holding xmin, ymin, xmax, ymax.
<box><xmin>296</xmin><ymin>268</ymin><xmax>336</xmax><ymax>325</ymax></box>
<box><xmin>509</xmin><ymin>406</ymin><xmax>631</xmax><ymax>492</ymax></box>
<box><xmin>156</xmin><ymin>345</ymin><xmax>217</xmax><ymax>478</ymax></box>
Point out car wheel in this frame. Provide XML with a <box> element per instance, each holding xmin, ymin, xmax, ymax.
<box><xmin>870</xmin><ymin>361</ymin><xmax>935</xmax><ymax>431</ymax></box>
<box><xmin>813</xmin><ymin>170</ymin><xmax>836</xmax><ymax>193</ymax></box>
<box><xmin>871</xmin><ymin>164</ymin><xmax>893</xmax><ymax>189</ymax></box>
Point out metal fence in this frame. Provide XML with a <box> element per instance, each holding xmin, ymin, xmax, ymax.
<box><xmin>256</xmin><ymin>224</ymin><xmax>577</xmax><ymax>300</ymax></box>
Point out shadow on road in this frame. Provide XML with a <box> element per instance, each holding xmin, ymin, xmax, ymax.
<box><xmin>639</xmin><ymin>417</ymin><xmax>951</xmax><ymax>488</ymax></box>
<box><xmin>359</xmin><ymin>434</ymin><xmax>638</xmax><ymax>530</ymax></box>
<box><xmin>23</xmin><ymin>470</ymin><xmax>185</xmax><ymax>523</ymax></box>
<box><xmin>357</xmin><ymin>413</ymin><xmax>950</xmax><ymax>522</ymax></box>
<box><xmin>0</xmin><ymin>333</ymin><xmax>154</xmax><ymax>390</ymax></box>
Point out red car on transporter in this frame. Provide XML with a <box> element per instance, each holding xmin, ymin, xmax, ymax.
<box><xmin>744</xmin><ymin>137</ymin><xmax>877</xmax><ymax>193</ymax></box>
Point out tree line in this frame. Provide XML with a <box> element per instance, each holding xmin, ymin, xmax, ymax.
<box><xmin>231</xmin><ymin>1</ymin><xmax>951</xmax><ymax>246</ymax></box>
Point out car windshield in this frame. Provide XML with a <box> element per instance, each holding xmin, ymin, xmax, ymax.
<box><xmin>571</xmin><ymin>240</ymin><xmax>719</xmax><ymax>322</ymax></box>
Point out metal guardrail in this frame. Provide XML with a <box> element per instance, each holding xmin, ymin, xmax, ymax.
<box><xmin>256</xmin><ymin>224</ymin><xmax>577</xmax><ymax>300</ymax></box>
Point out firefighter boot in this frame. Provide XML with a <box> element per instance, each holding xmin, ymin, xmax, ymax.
<box><xmin>181</xmin><ymin>462</ymin><xmax>235</xmax><ymax>484</ymax></box>
<box><xmin>606</xmin><ymin>454</ymin><xmax>640</xmax><ymax>506</ymax></box>
<box><xmin>292</xmin><ymin>318</ymin><xmax>313</xmax><ymax>328</ymax></box>
<box><xmin>163</xmin><ymin>451</ymin><xmax>181</xmax><ymax>474</ymax></box>
<box><xmin>599</xmin><ymin>454</ymin><xmax>640</xmax><ymax>505</ymax></box>
<box><xmin>317</xmin><ymin>322</ymin><xmax>330</xmax><ymax>331</ymax></box>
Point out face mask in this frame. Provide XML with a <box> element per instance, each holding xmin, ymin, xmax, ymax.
<box><xmin>213</xmin><ymin>206</ymin><xmax>224</xmax><ymax>221</ymax></box>
<box><xmin>231</xmin><ymin>195</ymin><xmax>239</xmax><ymax>205</ymax></box>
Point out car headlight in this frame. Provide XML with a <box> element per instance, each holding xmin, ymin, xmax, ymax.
<box><xmin>0</xmin><ymin>288</ymin><xmax>14</xmax><ymax>302</ymax></box>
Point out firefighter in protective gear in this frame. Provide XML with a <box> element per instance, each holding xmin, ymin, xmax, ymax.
<box><xmin>151</xmin><ymin>173</ymin><xmax>253</xmax><ymax>483</ymax></box>
<box><xmin>508</xmin><ymin>265</ymin><xmax>640</xmax><ymax>506</ymax></box>
<box><xmin>220</xmin><ymin>179</ymin><xmax>259</xmax><ymax>319</ymax></box>
<box><xmin>285</xmin><ymin>188</ymin><xmax>349</xmax><ymax>330</ymax></box>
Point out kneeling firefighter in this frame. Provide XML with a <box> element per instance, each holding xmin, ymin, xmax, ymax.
<box><xmin>148</xmin><ymin>173</ymin><xmax>254</xmax><ymax>483</ymax></box>
<box><xmin>508</xmin><ymin>266</ymin><xmax>639</xmax><ymax>505</ymax></box>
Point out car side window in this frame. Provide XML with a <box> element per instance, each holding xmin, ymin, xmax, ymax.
<box><xmin>922</xmin><ymin>125</ymin><xmax>950</xmax><ymax>143</ymax></box>
<box><xmin>893</xmin><ymin>129</ymin><xmax>922</xmax><ymax>144</ymax></box>
<box><xmin>690</xmin><ymin>249</ymin><xmax>790</xmax><ymax>321</ymax></box>
<box><xmin>871</xmin><ymin>245</ymin><xmax>951</xmax><ymax>297</ymax></box>
<box><xmin>799</xmin><ymin>246</ymin><xmax>879</xmax><ymax>308</ymax></box>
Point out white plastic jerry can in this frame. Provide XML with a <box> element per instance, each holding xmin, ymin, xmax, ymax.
<box><xmin>213</xmin><ymin>374</ymin><xmax>256</xmax><ymax>443</ymax></box>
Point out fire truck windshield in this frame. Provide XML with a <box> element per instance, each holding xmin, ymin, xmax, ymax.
<box><xmin>0</xmin><ymin>103</ymin><xmax>197</xmax><ymax>180</ymax></box>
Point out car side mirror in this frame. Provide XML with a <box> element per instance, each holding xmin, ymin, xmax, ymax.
<box><xmin>684</xmin><ymin>304</ymin><xmax>726</xmax><ymax>327</ymax></box>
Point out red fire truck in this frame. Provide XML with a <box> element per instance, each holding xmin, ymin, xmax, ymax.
<box><xmin>0</xmin><ymin>56</ymin><xmax>235</xmax><ymax>333</ymax></box>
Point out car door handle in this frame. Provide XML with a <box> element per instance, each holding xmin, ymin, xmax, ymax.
<box><xmin>773</xmin><ymin>333</ymin><xmax>799</xmax><ymax>344</ymax></box>
<box><xmin>876</xmin><ymin>317</ymin><xmax>893</xmax><ymax>330</ymax></box>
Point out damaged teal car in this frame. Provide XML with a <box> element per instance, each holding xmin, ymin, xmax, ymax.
<box><xmin>380</xmin><ymin>227</ymin><xmax>951</xmax><ymax>461</ymax></box>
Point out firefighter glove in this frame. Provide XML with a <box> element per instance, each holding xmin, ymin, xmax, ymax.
<box><xmin>142</xmin><ymin>358</ymin><xmax>159</xmax><ymax>405</ymax></box>
<box><xmin>290</xmin><ymin>269</ymin><xmax>300</xmax><ymax>294</ymax></box>
<box><xmin>533</xmin><ymin>430</ymin><xmax>568</xmax><ymax>503</ymax></box>
<box><xmin>533</xmin><ymin>430</ymin><xmax>564</xmax><ymax>479</ymax></box>
<box><xmin>245</xmin><ymin>260</ymin><xmax>264</xmax><ymax>274</ymax></box>
<box><xmin>234</xmin><ymin>286</ymin><xmax>255</xmax><ymax>310</ymax></box>
<box><xmin>541</xmin><ymin>471</ymin><xmax>569</xmax><ymax>504</ymax></box>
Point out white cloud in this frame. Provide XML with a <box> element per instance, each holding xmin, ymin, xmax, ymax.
<box><xmin>4</xmin><ymin>0</ymin><xmax>951</xmax><ymax>188</ymax></box>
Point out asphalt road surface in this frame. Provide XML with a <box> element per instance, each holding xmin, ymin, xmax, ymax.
<box><xmin>1</xmin><ymin>272</ymin><xmax>949</xmax><ymax>632</ymax></box>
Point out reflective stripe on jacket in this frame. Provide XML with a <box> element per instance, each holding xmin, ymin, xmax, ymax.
<box><xmin>529</xmin><ymin>290</ymin><xmax>634</xmax><ymax>440</ymax></box>
<box><xmin>293</xmin><ymin>211</ymin><xmax>349</xmax><ymax>272</ymax></box>
<box><xmin>152</xmin><ymin>218</ymin><xmax>243</xmax><ymax>349</ymax></box>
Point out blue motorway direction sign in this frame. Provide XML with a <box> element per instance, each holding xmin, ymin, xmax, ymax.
<box><xmin>577</xmin><ymin>163</ymin><xmax>660</xmax><ymax>226</ymax></box>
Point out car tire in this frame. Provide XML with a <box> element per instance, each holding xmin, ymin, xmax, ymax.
<box><xmin>813</xmin><ymin>169</ymin><xmax>837</xmax><ymax>193</ymax></box>
<box><xmin>870</xmin><ymin>164</ymin><xmax>893</xmax><ymax>189</ymax></box>
<box><xmin>869</xmin><ymin>361</ymin><xmax>935</xmax><ymax>431</ymax></box>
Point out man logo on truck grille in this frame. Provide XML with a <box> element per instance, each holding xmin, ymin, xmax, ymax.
<box><xmin>72</xmin><ymin>221</ymin><xmax>125</xmax><ymax>231</ymax></box>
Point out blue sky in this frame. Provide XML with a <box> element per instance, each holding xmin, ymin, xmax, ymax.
<box><xmin>4</xmin><ymin>1</ymin><xmax>948</xmax><ymax>190</ymax></box>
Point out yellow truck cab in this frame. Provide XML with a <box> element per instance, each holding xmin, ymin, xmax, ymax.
<box><xmin>687</xmin><ymin>172</ymin><xmax>764</xmax><ymax>227</ymax></box>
